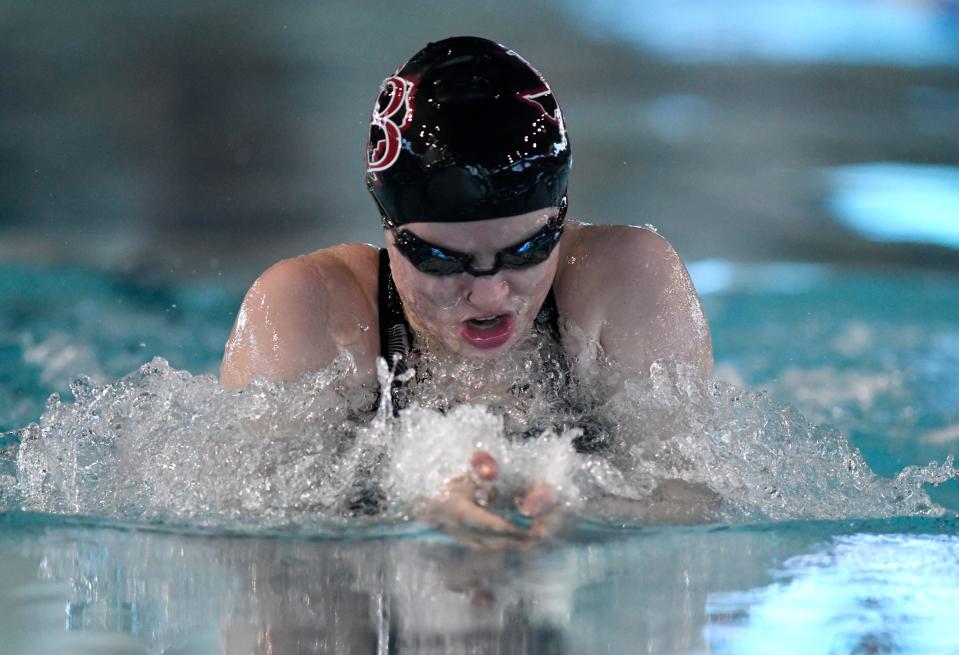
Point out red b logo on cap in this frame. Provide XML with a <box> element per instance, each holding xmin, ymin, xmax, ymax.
<box><xmin>368</xmin><ymin>76</ymin><xmax>416</xmax><ymax>175</ymax></box>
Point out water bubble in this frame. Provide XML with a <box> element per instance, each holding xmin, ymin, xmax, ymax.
<box><xmin>2</xmin><ymin>339</ymin><xmax>955</xmax><ymax>531</ymax></box>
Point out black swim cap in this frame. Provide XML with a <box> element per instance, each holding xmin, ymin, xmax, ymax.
<box><xmin>366</xmin><ymin>36</ymin><xmax>571</xmax><ymax>226</ymax></box>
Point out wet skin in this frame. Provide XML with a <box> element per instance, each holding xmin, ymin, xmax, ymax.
<box><xmin>385</xmin><ymin>210</ymin><xmax>560</xmax><ymax>359</ymax></box>
<box><xmin>220</xmin><ymin>208</ymin><xmax>713</xmax><ymax>539</ymax></box>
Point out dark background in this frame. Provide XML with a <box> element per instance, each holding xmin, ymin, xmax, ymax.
<box><xmin>2</xmin><ymin>0</ymin><xmax>958</xmax><ymax>286</ymax></box>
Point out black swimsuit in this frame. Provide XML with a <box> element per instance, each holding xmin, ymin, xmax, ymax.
<box><xmin>346</xmin><ymin>250</ymin><xmax>607</xmax><ymax>516</ymax></box>
<box><xmin>376</xmin><ymin>248</ymin><xmax>608</xmax><ymax>451</ymax></box>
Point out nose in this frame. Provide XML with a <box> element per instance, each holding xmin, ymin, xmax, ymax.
<box><xmin>465</xmin><ymin>274</ymin><xmax>509</xmax><ymax>308</ymax></box>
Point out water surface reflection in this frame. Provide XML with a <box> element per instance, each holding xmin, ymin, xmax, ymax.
<box><xmin>705</xmin><ymin>533</ymin><xmax>959</xmax><ymax>655</ymax></box>
<box><xmin>4</xmin><ymin>517</ymin><xmax>955</xmax><ymax>654</ymax></box>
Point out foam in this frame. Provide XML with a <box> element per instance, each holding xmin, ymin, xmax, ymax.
<box><xmin>1</xmin><ymin>344</ymin><xmax>955</xmax><ymax>531</ymax></box>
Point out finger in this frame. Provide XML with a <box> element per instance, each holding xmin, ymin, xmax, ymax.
<box><xmin>470</xmin><ymin>450</ymin><xmax>498</xmax><ymax>481</ymax></box>
<box><xmin>444</xmin><ymin>472</ymin><xmax>476</xmax><ymax>496</ymax></box>
<box><xmin>445</xmin><ymin>495</ymin><xmax>526</xmax><ymax>536</ymax></box>
<box><xmin>429</xmin><ymin>475</ymin><xmax>521</xmax><ymax>536</ymax></box>
<box><xmin>528</xmin><ymin>500</ymin><xmax>569</xmax><ymax>540</ymax></box>
<box><xmin>518</xmin><ymin>482</ymin><xmax>558</xmax><ymax>517</ymax></box>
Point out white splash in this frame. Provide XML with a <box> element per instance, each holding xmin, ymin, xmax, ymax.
<box><xmin>1</xmin><ymin>347</ymin><xmax>955</xmax><ymax>530</ymax></box>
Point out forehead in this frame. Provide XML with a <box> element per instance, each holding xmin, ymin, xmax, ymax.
<box><xmin>400</xmin><ymin>207</ymin><xmax>556</xmax><ymax>251</ymax></box>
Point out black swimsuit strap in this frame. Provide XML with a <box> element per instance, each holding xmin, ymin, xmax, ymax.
<box><xmin>534</xmin><ymin>286</ymin><xmax>561</xmax><ymax>345</ymax></box>
<box><xmin>378</xmin><ymin>248</ymin><xmax>413</xmax><ymax>372</ymax></box>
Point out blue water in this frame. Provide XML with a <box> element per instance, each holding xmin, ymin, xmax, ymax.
<box><xmin>0</xmin><ymin>265</ymin><xmax>240</xmax><ymax>432</ymax></box>
<box><xmin>1</xmin><ymin>261</ymin><xmax>957</xmax><ymax>653</ymax></box>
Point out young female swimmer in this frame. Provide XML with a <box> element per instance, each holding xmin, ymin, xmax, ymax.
<box><xmin>221</xmin><ymin>36</ymin><xmax>713</xmax><ymax>536</ymax></box>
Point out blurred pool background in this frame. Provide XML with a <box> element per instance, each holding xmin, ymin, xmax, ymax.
<box><xmin>3</xmin><ymin>0</ymin><xmax>957</xmax><ymax>281</ymax></box>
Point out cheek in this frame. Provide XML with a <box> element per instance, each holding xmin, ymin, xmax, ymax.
<box><xmin>509</xmin><ymin>258</ymin><xmax>559</xmax><ymax>300</ymax></box>
<box><xmin>391</xmin><ymin>261</ymin><xmax>462</xmax><ymax>324</ymax></box>
<box><xmin>525</xmin><ymin>268</ymin><xmax>554</xmax><ymax>294</ymax></box>
<box><xmin>499</xmin><ymin>263</ymin><xmax>557</xmax><ymax>329</ymax></box>
<box><xmin>408</xmin><ymin>278</ymin><xmax>461</xmax><ymax>313</ymax></box>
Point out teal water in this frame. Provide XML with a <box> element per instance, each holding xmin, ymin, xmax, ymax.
<box><xmin>1</xmin><ymin>262</ymin><xmax>957</xmax><ymax>653</ymax></box>
<box><xmin>1</xmin><ymin>513</ymin><xmax>957</xmax><ymax>654</ymax></box>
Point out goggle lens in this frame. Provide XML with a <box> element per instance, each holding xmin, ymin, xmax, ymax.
<box><xmin>393</xmin><ymin>221</ymin><xmax>564</xmax><ymax>277</ymax></box>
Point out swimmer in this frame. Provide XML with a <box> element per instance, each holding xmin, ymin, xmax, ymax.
<box><xmin>220</xmin><ymin>36</ymin><xmax>713</xmax><ymax>536</ymax></box>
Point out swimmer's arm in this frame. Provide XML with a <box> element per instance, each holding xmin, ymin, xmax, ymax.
<box><xmin>220</xmin><ymin>250</ymin><xmax>377</xmax><ymax>389</ymax></box>
<box><xmin>598</xmin><ymin>227</ymin><xmax>713</xmax><ymax>377</ymax></box>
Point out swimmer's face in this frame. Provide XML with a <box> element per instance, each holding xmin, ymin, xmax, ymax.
<box><xmin>386</xmin><ymin>207</ymin><xmax>563</xmax><ymax>358</ymax></box>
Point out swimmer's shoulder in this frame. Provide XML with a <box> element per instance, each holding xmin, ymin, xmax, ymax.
<box><xmin>556</xmin><ymin>221</ymin><xmax>712</xmax><ymax>376</ymax></box>
<box><xmin>252</xmin><ymin>243</ymin><xmax>379</xmax><ymax>319</ymax></box>
<box><xmin>221</xmin><ymin>243</ymin><xmax>380</xmax><ymax>389</ymax></box>
<box><xmin>560</xmin><ymin>221</ymin><xmax>677</xmax><ymax>268</ymax></box>
<box><xmin>556</xmin><ymin>221</ymin><xmax>681</xmax><ymax>308</ymax></box>
<box><xmin>295</xmin><ymin>242</ymin><xmax>380</xmax><ymax>302</ymax></box>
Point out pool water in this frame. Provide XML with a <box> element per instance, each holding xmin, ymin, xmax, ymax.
<box><xmin>0</xmin><ymin>261</ymin><xmax>957</xmax><ymax>653</ymax></box>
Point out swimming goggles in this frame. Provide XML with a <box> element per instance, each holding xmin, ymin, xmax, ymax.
<box><xmin>383</xmin><ymin>199</ymin><xmax>567</xmax><ymax>277</ymax></box>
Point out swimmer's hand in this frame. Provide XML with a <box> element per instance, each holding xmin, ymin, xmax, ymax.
<box><xmin>423</xmin><ymin>450</ymin><xmax>559</xmax><ymax>542</ymax></box>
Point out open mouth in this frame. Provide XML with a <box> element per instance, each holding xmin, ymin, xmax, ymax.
<box><xmin>460</xmin><ymin>314</ymin><xmax>514</xmax><ymax>350</ymax></box>
<box><xmin>467</xmin><ymin>315</ymin><xmax>504</xmax><ymax>329</ymax></box>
